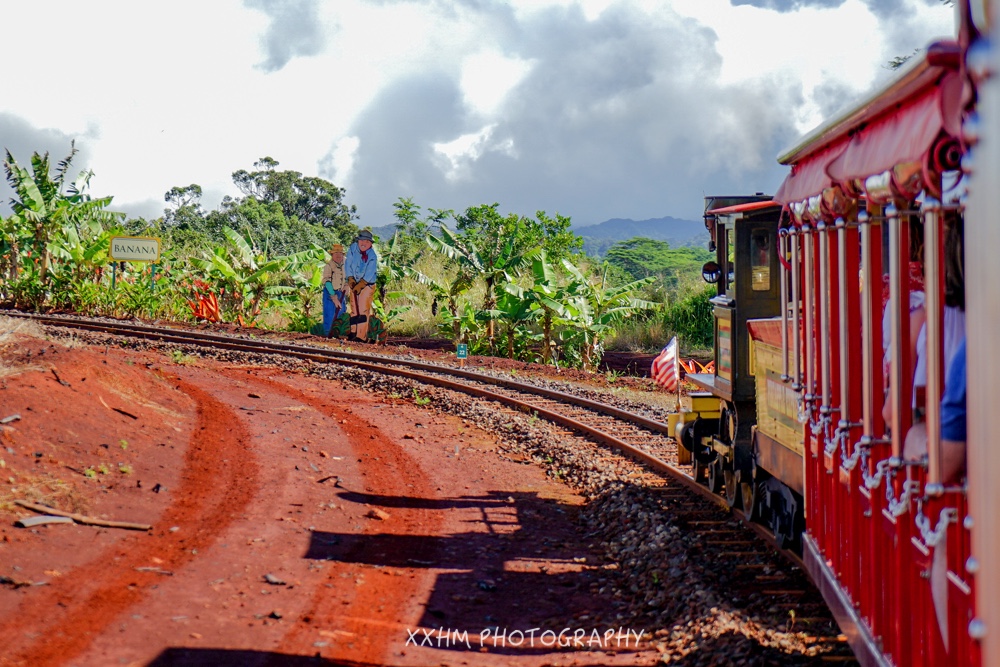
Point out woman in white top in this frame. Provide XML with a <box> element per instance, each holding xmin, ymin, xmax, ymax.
<box><xmin>911</xmin><ymin>214</ymin><xmax>965</xmax><ymax>414</ymax></box>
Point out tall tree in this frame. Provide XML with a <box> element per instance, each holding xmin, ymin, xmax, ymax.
<box><xmin>163</xmin><ymin>183</ymin><xmax>208</xmax><ymax>234</ymax></box>
<box><xmin>454</xmin><ymin>203</ymin><xmax>582</xmax><ymax>264</ymax></box>
<box><xmin>390</xmin><ymin>196</ymin><xmax>452</xmax><ymax>265</ymax></box>
<box><xmin>605</xmin><ymin>237</ymin><xmax>712</xmax><ymax>284</ymax></box>
<box><xmin>231</xmin><ymin>156</ymin><xmax>357</xmax><ymax>232</ymax></box>
<box><xmin>164</xmin><ymin>183</ymin><xmax>204</xmax><ymax>211</ymax></box>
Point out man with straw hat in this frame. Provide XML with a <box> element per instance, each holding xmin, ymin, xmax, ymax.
<box><xmin>321</xmin><ymin>243</ymin><xmax>348</xmax><ymax>337</ymax></box>
<box><xmin>345</xmin><ymin>229</ymin><xmax>378</xmax><ymax>342</ymax></box>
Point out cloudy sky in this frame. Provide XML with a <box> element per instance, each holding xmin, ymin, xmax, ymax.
<box><xmin>0</xmin><ymin>0</ymin><xmax>954</xmax><ymax>226</ymax></box>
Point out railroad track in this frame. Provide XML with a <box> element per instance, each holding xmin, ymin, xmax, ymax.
<box><xmin>8</xmin><ymin>311</ymin><xmax>859</xmax><ymax>661</ymax></box>
<box><xmin>10</xmin><ymin>311</ymin><xmax>803</xmax><ymax>569</ymax></box>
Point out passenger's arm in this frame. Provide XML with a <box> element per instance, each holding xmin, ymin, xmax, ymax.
<box><xmin>940</xmin><ymin>438</ymin><xmax>967</xmax><ymax>485</ymax></box>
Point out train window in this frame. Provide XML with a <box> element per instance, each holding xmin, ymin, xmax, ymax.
<box><xmin>726</xmin><ymin>227</ymin><xmax>736</xmax><ymax>290</ymax></box>
<box><xmin>751</xmin><ymin>229</ymin><xmax>770</xmax><ymax>291</ymax></box>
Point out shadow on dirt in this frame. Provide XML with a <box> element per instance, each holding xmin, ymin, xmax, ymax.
<box><xmin>147</xmin><ymin>647</ymin><xmax>380</xmax><ymax>666</ymax></box>
<box><xmin>304</xmin><ymin>489</ymin><xmax>647</xmax><ymax>657</ymax></box>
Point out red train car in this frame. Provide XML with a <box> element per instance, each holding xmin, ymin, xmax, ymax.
<box><xmin>773</xmin><ymin>1</ymin><xmax>997</xmax><ymax>663</ymax></box>
<box><xmin>678</xmin><ymin>2</ymin><xmax>997</xmax><ymax>664</ymax></box>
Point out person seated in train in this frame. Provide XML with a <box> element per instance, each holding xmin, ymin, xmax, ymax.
<box><xmin>904</xmin><ymin>334</ymin><xmax>967</xmax><ymax>482</ymax></box>
<box><xmin>938</xmin><ymin>335</ymin><xmax>967</xmax><ymax>483</ymax></box>
<box><xmin>881</xmin><ymin>216</ymin><xmax>965</xmax><ymax>428</ymax></box>
<box><xmin>911</xmin><ymin>214</ymin><xmax>966</xmax><ymax>417</ymax></box>
<box><xmin>901</xmin><ymin>216</ymin><xmax>967</xmax><ymax>480</ymax></box>
<box><xmin>880</xmin><ymin>250</ymin><xmax>926</xmax><ymax>427</ymax></box>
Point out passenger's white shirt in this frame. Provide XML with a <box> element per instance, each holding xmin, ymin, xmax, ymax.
<box><xmin>913</xmin><ymin>305</ymin><xmax>966</xmax><ymax>394</ymax></box>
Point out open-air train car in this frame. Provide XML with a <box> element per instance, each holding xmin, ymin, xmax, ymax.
<box><xmin>674</xmin><ymin>1</ymin><xmax>998</xmax><ymax>664</ymax></box>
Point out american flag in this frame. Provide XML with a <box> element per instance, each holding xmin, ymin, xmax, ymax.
<box><xmin>651</xmin><ymin>336</ymin><xmax>680</xmax><ymax>392</ymax></box>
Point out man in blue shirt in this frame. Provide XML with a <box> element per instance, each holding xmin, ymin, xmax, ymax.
<box><xmin>345</xmin><ymin>229</ymin><xmax>378</xmax><ymax>342</ymax></box>
<box><xmin>902</xmin><ymin>336</ymin><xmax>967</xmax><ymax>484</ymax></box>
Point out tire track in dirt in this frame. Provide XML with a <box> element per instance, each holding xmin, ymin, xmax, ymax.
<box><xmin>0</xmin><ymin>377</ymin><xmax>260</xmax><ymax>667</ymax></box>
<box><xmin>235</xmin><ymin>370</ymin><xmax>444</xmax><ymax>666</ymax></box>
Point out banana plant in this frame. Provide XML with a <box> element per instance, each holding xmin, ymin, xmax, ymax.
<box><xmin>369</xmin><ymin>289</ymin><xmax>413</xmax><ymax>342</ymax></box>
<box><xmin>561</xmin><ymin>259</ymin><xmax>659</xmax><ymax>371</ymax></box>
<box><xmin>426</xmin><ymin>223</ymin><xmax>537</xmax><ymax>340</ymax></box>
<box><xmin>486</xmin><ymin>288</ymin><xmax>540</xmax><ymax>359</ymax></box>
<box><xmin>190</xmin><ymin>226</ymin><xmax>323</xmax><ymax>325</ymax></box>
<box><xmin>46</xmin><ymin>227</ymin><xmax>113</xmax><ymax>312</ymax></box>
<box><xmin>3</xmin><ymin>145</ymin><xmax>122</xmax><ymax>290</ymax></box>
<box><xmin>282</xmin><ymin>260</ymin><xmax>325</xmax><ymax>332</ymax></box>
<box><xmin>511</xmin><ymin>250</ymin><xmax>578</xmax><ymax>365</ymax></box>
<box><xmin>376</xmin><ymin>230</ymin><xmax>415</xmax><ymax>304</ymax></box>
<box><xmin>437</xmin><ymin>301</ymin><xmax>487</xmax><ymax>352</ymax></box>
<box><xmin>409</xmin><ymin>265</ymin><xmax>475</xmax><ymax>345</ymax></box>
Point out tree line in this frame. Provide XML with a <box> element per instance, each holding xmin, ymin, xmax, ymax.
<box><xmin>0</xmin><ymin>146</ymin><xmax>715</xmax><ymax>370</ymax></box>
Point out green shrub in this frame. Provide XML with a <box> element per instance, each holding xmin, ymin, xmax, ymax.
<box><xmin>662</xmin><ymin>284</ymin><xmax>715</xmax><ymax>349</ymax></box>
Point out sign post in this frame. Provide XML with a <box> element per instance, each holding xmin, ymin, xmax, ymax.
<box><xmin>108</xmin><ymin>237</ymin><xmax>162</xmax><ymax>315</ymax></box>
<box><xmin>456</xmin><ymin>343</ymin><xmax>468</xmax><ymax>368</ymax></box>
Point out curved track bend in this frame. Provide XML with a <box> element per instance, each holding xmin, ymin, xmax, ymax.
<box><xmin>12</xmin><ymin>312</ymin><xmax>804</xmax><ymax>570</ymax></box>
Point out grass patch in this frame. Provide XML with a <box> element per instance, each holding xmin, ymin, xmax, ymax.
<box><xmin>0</xmin><ymin>471</ymin><xmax>88</xmax><ymax>516</ymax></box>
<box><xmin>0</xmin><ymin>316</ymin><xmax>48</xmax><ymax>379</ymax></box>
<box><xmin>169</xmin><ymin>349</ymin><xmax>197</xmax><ymax>365</ymax></box>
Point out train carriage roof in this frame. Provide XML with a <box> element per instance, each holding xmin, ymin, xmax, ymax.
<box><xmin>774</xmin><ymin>41</ymin><xmax>966</xmax><ymax>206</ymax></box>
<box><xmin>705</xmin><ymin>200</ymin><xmax>781</xmax><ymax>216</ymax></box>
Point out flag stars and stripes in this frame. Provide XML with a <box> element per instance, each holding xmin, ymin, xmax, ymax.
<box><xmin>651</xmin><ymin>336</ymin><xmax>680</xmax><ymax>392</ymax></box>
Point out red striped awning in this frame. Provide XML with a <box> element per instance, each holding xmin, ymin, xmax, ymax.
<box><xmin>773</xmin><ymin>42</ymin><xmax>965</xmax><ymax>207</ymax></box>
<box><xmin>827</xmin><ymin>71</ymin><xmax>963</xmax><ymax>184</ymax></box>
<box><xmin>706</xmin><ymin>200</ymin><xmax>781</xmax><ymax>215</ymax></box>
<box><xmin>773</xmin><ymin>139</ymin><xmax>848</xmax><ymax>206</ymax></box>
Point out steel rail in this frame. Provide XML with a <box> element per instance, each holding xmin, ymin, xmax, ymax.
<box><xmin>15</xmin><ymin>313</ymin><xmax>675</xmax><ymax>434</ymax></box>
<box><xmin>12</xmin><ymin>311</ymin><xmax>806</xmax><ymax>570</ymax></box>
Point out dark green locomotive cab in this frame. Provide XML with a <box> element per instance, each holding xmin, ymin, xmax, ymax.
<box><xmin>693</xmin><ymin>196</ymin><xmax>783</xmax><ymax>403</ymax></box>
<box><xmin>675</xmin><ymin>195</ymin><xmax>783</xmax><ymax>510</ymax></box>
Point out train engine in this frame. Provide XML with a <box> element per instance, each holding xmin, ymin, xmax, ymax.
<box><xmin>674</xmin><ymin>195</ymin><xmax>804</xmax><ymax>548</ymax></box>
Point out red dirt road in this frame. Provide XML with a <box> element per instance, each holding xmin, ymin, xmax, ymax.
<box><xmin>0</xmin><ymin>334</ymin><xmax>657</xmax><ymax>666</ymax></box>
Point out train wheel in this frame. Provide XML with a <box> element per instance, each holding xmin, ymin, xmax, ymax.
<box><xmin>707</xmin><ymin>458</ymin><xmax>724</xmax><ymax>494</ymax></box>
<box><xmin>724</xmin><ymin>468</ymin><xmax>741</xmax><ymax>508</ymax></box>
<box><xmin>764</xmin><ymin>481</ymin><xmax>800</xmax><ymax>551</ymax></box>
<box><xmin>738</xmin><ymin>469</ymin><xmax>757</xmax><ymax>521</ymax></box>
<box><xmin>693</xmin><ymin>458</ymin><xmax>708</xmax><ymax>484</ymax></box>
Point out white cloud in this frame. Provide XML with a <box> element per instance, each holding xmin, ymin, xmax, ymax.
<box><xmin>511</xmin><ymin>0</ymin><xmax>616</xmax><ymax>20</ymax></box>
<box><xmin>433</xmin><ymin>124</ymin><xmax>519</xmax><ymax>181</ymax></box>
<box><xmin>460</xmin><ymin>52</ymin><xmax>534</xmax><ymax>116</ymax></box>
<box><xmin>0</xmin><ymin>0</ymin><xmax>955</xmax><ymax>225</ymax></box>
<box><xmin>673</xmin><ymin>0</ymin><xmax>953</xmax><ymax>133</ymax></box>
<box><xmin>327</xmin><ymin>135</ymin><xmax>361</xmax><ymax>184</ymax></box>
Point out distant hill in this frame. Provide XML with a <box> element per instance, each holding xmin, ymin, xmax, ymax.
<box><xmin>366</xmin><ymin>215</ymin><xmax>710</xmax><ymax>257</ymax></box>
<box><xmin>575</xmin><ymin>216</ymin><xmax>709</xmax><ymax>256</ymax></box>
<box><xmin>368</xmin><ymin>223</ymin><xmax>400</xmax><ymax>241</ymax></box>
